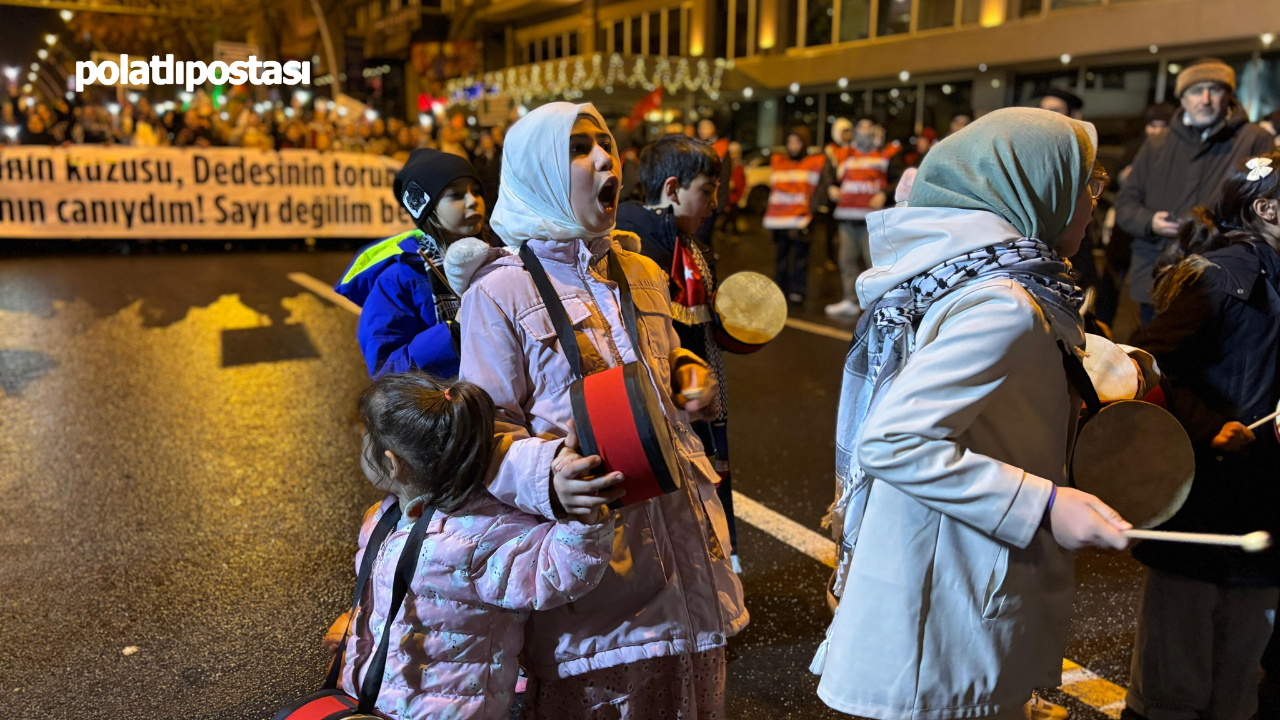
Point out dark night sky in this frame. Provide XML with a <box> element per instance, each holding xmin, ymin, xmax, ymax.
<box><xmin>0</xmin><ymin>7</ymin><xmax>61</xmax><ymax>80</ymax></box>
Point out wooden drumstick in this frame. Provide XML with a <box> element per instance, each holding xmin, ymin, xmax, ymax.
<box><xmin>1246</xmin><ymin>410</ymin><xmax>1280</xmax><ymax>431</ymax></box>
<box><xmin>1124</xmin><ymin>529</ymin><xmax>1272</xmax><ymax>552</ymax></box>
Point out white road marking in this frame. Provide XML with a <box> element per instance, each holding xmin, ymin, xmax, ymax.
<box><xmin>287</xmin><ymin>272</ymin><xmax>362</xmax><ymax>316</ymax></box>
<box><xmin>785</xmin><ymin>318</ymin><xmax>853</xmax><ymax>342</ymax></box>
<box><xmin>732</xmin><ymin>491</ymin><xmax>837</xmax><ymax>567</ymax></box>
<box><xmin>732</xmin><ymin>490</ymin><xmax>1127</xmax><ymax>717</ymax></box>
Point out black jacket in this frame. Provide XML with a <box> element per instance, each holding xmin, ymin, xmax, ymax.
<box><xmin>615</xmin><ymin>201</ymin><xmax>713</xmax><ymax>356</ymax></box>
<box><xmin>1115</xmin><ymin>103</ymin><xmax>1274</xmax><ymax>303</ymax></box>
<box><xmin>1130</xmin><ymin>240</ymin><xmax>1280</xmax><ymax>585</ymax></box>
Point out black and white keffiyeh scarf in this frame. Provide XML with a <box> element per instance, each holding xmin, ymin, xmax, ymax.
<box><xmin>414</xmin><ymin>230</ymin><xmax>460</xmax><ymax>324</ymax></box>
<box><xmin>827</xmin><ymin>238</ymin><xmax>1082</xmax><ymax>597</ymax></box>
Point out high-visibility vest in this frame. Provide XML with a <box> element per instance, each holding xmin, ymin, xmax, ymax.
<box><xmin>763</xmin><ymin>153</ymin><xmax>827</xmax><ymax>230</ymax></box>
<box><xmin>833</xmin><ymin>142</ymin><xmax>900</xmax><ymax>221</ymax></box>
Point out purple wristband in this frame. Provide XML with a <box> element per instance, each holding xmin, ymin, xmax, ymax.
<box><xmin>1047</xmin><ymin>485</ymin><xmax>1058</xmax><ymax>512</ymax></box>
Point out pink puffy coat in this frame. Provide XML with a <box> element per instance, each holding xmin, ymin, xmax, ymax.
<box><xmin>457</xmin><ymin>233</ymin><xmax>748</xmax><ymax>680</ymax></box>
<box><xmin>340</xmin><ymin>493</ymin><xmax>615</xmax><ymax>720</ymax></box>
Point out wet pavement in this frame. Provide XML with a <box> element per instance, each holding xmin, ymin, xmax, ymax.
<box><xmin>1</xmin><ymin>222</ymin><xmax>1143</xmax><ymax>719</ymax></box>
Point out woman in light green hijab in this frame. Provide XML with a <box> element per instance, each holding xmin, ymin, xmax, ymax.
<box><xmin>816</xmin><ymin>107</ymin><xmax>1131</xmax><ymax>720</ymax></box>
<box><xmin>910</xmin><ymin>106</ymin><xmax>1099</xmax><ymax>248</ymax></box>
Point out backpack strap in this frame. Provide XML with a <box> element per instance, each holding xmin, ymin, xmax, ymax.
<box><xmin>323</xmin><ymin>502</ymin><xmax>402</xmax><ymax>689</ymax></box>
<box><xmin>356</xmin><ymin>505</ymin><xmax>437</xmax><ymax>714</ymax></box>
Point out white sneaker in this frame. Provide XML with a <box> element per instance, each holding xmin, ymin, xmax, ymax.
<box><xmin>824</xmin><ymin>299</ymin><xmax>861</xmax><ymax>318</ymax></box>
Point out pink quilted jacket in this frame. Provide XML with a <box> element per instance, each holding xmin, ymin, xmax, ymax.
<box><xmin>339</xmin><ymin>493</ymin><xmax>614</xmax><ymax>720</ymax></box>
<box><xmin>457</xmin><ymin>234</ymin><xmax>748</xmax><ymax>680</ymax></box>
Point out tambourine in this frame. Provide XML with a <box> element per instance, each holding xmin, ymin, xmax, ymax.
<box><xmin>1066</xmin><ymin>334</ymin><xmax>1195</xmax><ymax>529</ymax></box>
<box><xmin>520</xmin><ymin>244</ymin><xmax>683</xmax><ymax>509</ymax></box>
<box><xmin>713</xmin><ymin>271</ymin><xmax>788</xmax><ymax>354</ymax></box>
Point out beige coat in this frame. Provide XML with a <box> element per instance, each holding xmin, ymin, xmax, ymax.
<box><xmin>817</xmin><ymin>208</ymin><xmax>1084</xmax><ymax>719</ymax></box>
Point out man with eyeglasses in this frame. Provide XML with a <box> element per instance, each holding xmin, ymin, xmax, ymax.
<box><xmin>1116</xmin><ymin>58</ymin><xmax>1274</xmax><ymax>327</ymax></box>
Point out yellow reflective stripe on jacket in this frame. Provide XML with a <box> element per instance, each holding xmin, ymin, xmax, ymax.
<box><xmin>340</xmin><ymin>228</ymin><xmax>423</xmax><ymax>285</ymax></box>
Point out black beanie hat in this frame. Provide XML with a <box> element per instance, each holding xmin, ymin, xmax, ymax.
<box><xmin>393</xmin><ymin>148</ymin><xmax>481</xmax><ymax>225</ymax></box>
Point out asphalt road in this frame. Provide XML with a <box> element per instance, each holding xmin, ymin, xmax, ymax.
<box><xmin>0</xmin><ymin>223</ymin><xmax>1144</xmax><ymax>719</ymax></box>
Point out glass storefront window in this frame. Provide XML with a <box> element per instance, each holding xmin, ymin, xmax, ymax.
<box><xmin>807</xmin><ymin>0</ymin><xmax>835</xmax><ymax>45</ymax></box>
<box><xmin>1052</xmin><ymin>0</ymin><xmax>1100</xmax><ymax>9</ymax></box>
<box><xmin>668</xmin><ymin>8</ymin><xmax>683</xmax><ymax>55</ymax></box>
<box><xmin>1017</xmin><ymin>0</ymin><xmax>1042</xmax><ymax>15</ymax></box>
<box><xmin>960</xmin><ymin>0</ymin><xmax>980</xmax><ymax>23</ymax></box>
<box><xmin>837</xmin><ymin>0</ymin><xmax>870</xmax><ymax>41</ymax></box>
<box><xmin>631</xmin><ymin>16</ymin><xmax>643</xmax><ymax>54</ymax></box>
<box><xmin>871</xmin><ymin>85</ymin><xmax>916</xmax><ymax>145</ymax></box>
<box><xmin>877</xmin><ymin>0</ymin><xmax>911</xmax><ymax>36</ymax></box>
<box><xmin>918</xmin><ymin>0</ymin><xmax>956</xmax><ymax>30</ymax></box>
<box><xmin>827</xmin><ymin>89</ymin><xmax>869</xmax><ymax>122</ymax></box>
<box><xmin>614</xmin><ymin>20</ymin><xmax>626</xmax><ymax>53</ymax></box>
<box><xmin>923</xmin><ymin>82</ymin><xmax>973</xmax><ymax>136</ymax></box>
<box><xmin>779</xmin><ymin>93</ymin><xmax>820</xmax><ymax>147</ymax></box>
<box><xmin>733</xmin><ymin>0</ymin><xmax>751</xmax><ymax>56</ymax></box>
<box><xmin>650</xmin><ymin>12</ymin><xmax>663</xmax><ymax>55</ymax></box>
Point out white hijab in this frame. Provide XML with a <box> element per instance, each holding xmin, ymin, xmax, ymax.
<box><xmin>490</xmin><ymin>101</ymin><xmax>615</xmax><ymax>247</ymax></box>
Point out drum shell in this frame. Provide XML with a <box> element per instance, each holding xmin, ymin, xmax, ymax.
<box><xmin>569</xmin><ymin>362</ymin><xmax>683</xmax><ymax>508</ymax></box>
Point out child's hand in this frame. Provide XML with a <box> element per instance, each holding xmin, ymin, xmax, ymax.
<box><xmin>323</xmin><ymin>611</ymin><xmax>350</xmax><ymax>654</ymax></box>
<box><xmin>1212</xmin><ymin>421</ymin><xmax>1255</xmax><ymax>451</ymax></box>
<box><xmin>553</xmin><ymin>421</ymin><xmax>626</xmax><ymax>521</ymax></box>
<box><xmin>674</xmin><ymin>363</ymin><xmax>720</xmax><ymax>422</ymax></box>
<box><xmin>1048</xmin><ymin>487</ymin><xmax>1131</xmax><ymax>551</ymax></box>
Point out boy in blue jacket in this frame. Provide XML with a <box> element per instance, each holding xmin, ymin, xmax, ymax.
<box><xmin>335</xmin><ymin>149</ymin><xmax>486</xmax><ymax>378</ymax></box>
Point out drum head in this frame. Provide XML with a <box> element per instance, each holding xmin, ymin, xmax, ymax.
<box><xmin>1072</xmin><ymin>401</ymin><xmax>1195</xmax><ymax>529</ymax></box>
<box><xmin>715</xmin><ymin>272</ymin><xmax>787</xmax><ymax>346</ymax></box>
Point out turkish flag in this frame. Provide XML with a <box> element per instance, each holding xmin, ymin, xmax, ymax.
<box><xmin>670</xmin><ymin>242</ymin><xmax>707</xmax><ymax>308</ymax></box>
<box><xmin>629</xmin><ymin>87</ymin><xmax>664</xmax><ymax>124</ymax></box>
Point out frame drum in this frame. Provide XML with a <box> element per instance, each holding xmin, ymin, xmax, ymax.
<box><xmin>1071</xmin><ymin>400</ymin><xmax>1195</xmax><ymax>529</ymax></box>
<box><xmin>713</xmin><ymin>272</ymin><xmax>788</xmax><ymax>354</ymax></box>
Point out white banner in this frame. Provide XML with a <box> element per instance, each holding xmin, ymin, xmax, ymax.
<box><xmin>0</xmin><ymin>146</ymin><xmax>416</xmax><ymax>240</ymax></box>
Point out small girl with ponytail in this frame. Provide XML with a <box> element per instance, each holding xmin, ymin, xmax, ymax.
<box><xmin>329</xmin><ymin>373</ymin><xmax>616</xmax><ymax>720</ymax></box>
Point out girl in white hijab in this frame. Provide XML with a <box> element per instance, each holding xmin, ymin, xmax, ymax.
<box><xmin>456</xmin><ymin>102</ymin><xmax>747</xmax><ymax>719</ymax></box>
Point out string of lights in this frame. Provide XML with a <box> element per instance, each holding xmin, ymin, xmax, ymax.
<box><xmin>443</xmin><ymin>52</ymin><xmax>732</xmax><ymax>108</ymax></box>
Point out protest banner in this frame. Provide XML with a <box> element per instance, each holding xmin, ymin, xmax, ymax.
<box><xmin>0</xmin><ymin>146</ymin><xmax>416</xmax><ymax>240</ymax></box>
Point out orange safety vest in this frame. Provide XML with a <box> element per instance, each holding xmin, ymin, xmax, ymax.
<box><xmin>833</xmin><ymin>142</ymin><xmax>901</xmax><ymax>221</ymax></box>
<box><xmin>763</xmin><ymin>153</ymin><xmax>827</xmax><ymax>230</ymax></box>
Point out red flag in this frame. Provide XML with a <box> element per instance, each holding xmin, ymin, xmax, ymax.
<box><xmin>629</xmin><ymin>87</ymin><xmax>663</xmax><ymax>124</ymax></box>
<box><xmin>670</xmin><ymin>242</ymin><xmax>707</xmax><ymax>308</ymax></box>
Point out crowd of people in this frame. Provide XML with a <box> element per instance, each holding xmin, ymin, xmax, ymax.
<box><xmin>2</xmin><ymin>82</ymin><xmax>495</xmax><ymax>164</ymax></box>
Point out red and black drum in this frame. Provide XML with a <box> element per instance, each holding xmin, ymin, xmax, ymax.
<box><xmin>520</xmin><ymin>244</ymin><xmax>682</xmax><ymax>508</ymax></box>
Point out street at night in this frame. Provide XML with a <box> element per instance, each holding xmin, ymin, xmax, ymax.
<box><xmin>1</xmin><ymin>233</ymin><xmax>1145</xmax><ymax>719</ymax></box>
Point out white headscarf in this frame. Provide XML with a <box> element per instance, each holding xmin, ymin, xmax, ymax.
<box><xmin>489</xmin><ymin>101</ymin><xmax>615</xmax><ymax>246</ymax></box>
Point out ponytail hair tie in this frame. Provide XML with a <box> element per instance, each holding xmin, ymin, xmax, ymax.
<box><xmin>444</xmin><ymin>388</ymin><xmax>453</xmax><ymax>401</ymax></box>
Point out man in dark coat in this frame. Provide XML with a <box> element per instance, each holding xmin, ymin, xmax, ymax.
<box><xmin>1116</xmin><ymin>58</ymin><xmax>1275</xmax><ymax>326</ymax></box>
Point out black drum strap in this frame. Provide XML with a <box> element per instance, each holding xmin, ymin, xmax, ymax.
<box><xmin>518</xmin><ymin>242</ymin><xmax>643</xmax><ymax>373</ymax></box>
<box><xmin>607</xmin><ymin>251</ymin><xmax>643</xmax><ymax>353</ymax></box>
<box><xmin>1058</xmin><ymin>340</ymin><xmax>1102</xmax><ymax>417</ymax></box>
<box><xmin>520</xmin><ymin>243</ymin><xmax>586</xmax><ymax>382</ymax></box>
